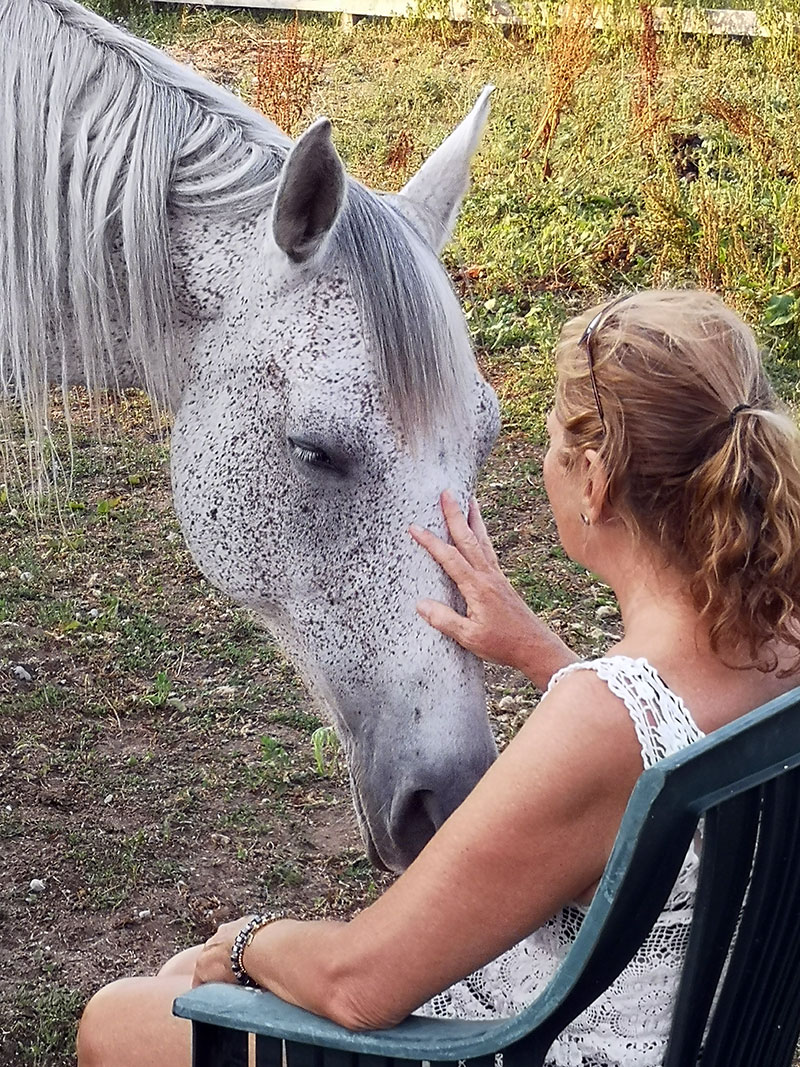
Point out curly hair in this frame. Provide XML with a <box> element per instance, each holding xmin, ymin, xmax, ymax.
<box><xmin>555</xmin><ymin>289</ymin><xmax>800</xmax><ymax>674</ymax></box>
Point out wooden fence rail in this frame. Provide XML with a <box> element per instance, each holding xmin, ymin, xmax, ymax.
<box><xmin>149</xmin><ymin>0</ymin><xmax>789</xmax><ymax>38</ymax></box>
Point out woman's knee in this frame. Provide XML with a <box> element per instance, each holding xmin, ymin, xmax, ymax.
<box><xmin>77</xmin><ymin>974</ymin><xmax>193</xmax><ymax>1067</ymax></box>
<box><xmin>77</xmin><ymin>978</ymin><xmax>142</xmax><ymax>1067</ymax></box>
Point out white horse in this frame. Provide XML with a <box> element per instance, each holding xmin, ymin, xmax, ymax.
<box><xmin>0</xmin><ymin>0</ymin><xmax>500</xmax><ymax>873</ymax></box>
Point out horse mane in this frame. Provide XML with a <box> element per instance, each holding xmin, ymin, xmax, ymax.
<box><xmin>0</xmin><ymin>0</ymin><xmax>473</xmax><ymax>467</ymax></box>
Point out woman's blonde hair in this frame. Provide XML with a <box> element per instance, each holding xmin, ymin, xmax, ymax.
<box><xmin>555</xmin><ymin>289</ymin><xmax>800</xmax><ymax>674</ymax></box>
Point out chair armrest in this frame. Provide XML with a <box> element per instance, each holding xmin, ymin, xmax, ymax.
<box><xmin>173</xmin><ymin>984</ymin><xmax>509</xmax><ymax>1060</ymax></box>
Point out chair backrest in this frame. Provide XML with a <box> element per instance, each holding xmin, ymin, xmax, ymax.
<box><xmin>495</xmin><ymin>684</ymin><xmax>800</xmax><ymax>1067</ymax></box>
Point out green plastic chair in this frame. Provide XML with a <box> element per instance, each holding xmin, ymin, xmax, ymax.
<box><xmin>174</xmin><ymin>685</ymin><xmax>800</xmax><ymax>1067</ymax></box>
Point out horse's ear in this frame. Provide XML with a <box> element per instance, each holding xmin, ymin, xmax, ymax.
<box><xmin>399</xmin><ymin>85</ymin><xmax>493</xmax><ymax>253</ymax></box>
<box><xmin>272</xmin><ymin>117</ymin><xmax>347</xmax><ymax>263</ymax></box>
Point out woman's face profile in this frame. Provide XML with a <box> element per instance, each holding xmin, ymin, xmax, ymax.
<box><xmin>543</xmin><ymin>407</ymin><xmax>587</xmax><ymax>563</ymax></box>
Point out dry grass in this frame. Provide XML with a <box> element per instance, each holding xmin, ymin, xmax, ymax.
<box><xmin>530</xmin><ymin>0</ymin><xmax>595</xmax><ymax>177</ymax></box>
<box><xmin>694</xmin><ymin>185</ymin><xmax>721</xmax><ymax>291</ymax></box>
<box><xmin>632</xmin><ymin>2</ymin><xmax>671</xmax><ymax>146</ymax></box>
<box><xmin>252</xmin><ymin>17</ymin><xmax>324</xmax><ymax>135</ymax></box>
<box><xmin>384</xmin><ymin>129</ymin><xmax>415</xmax><ymax>179</ymax></box>
<box><xmin>705</xmin><ymin>92</ymin><xmax>795</xmax><ymax>181</ymax></box>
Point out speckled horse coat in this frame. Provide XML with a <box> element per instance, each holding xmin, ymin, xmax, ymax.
<box><xmin>0</xmin><ymin>0</ymin><xmax>500</xmax><ymax>872</ymax></box>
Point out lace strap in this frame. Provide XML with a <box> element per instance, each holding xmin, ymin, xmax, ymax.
<box><xmin>546</xmin><ymin>656</ymin><xmax>704</xmax><ymax>770</ymax></box>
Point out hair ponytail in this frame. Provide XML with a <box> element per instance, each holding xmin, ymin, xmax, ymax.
<box><xmin>685</xmin><ymin>407</ymin><xmax>800</xmax><ymax>672</ymax></box>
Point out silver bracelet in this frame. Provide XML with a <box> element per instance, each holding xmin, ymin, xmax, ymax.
<box><xmin>230</xmin><ymin>913</ymin><xmax>280</xmax><ymax>986</ymax></box>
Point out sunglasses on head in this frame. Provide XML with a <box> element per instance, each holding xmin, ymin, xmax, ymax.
<box><xmin>577</xmin><ymin>295</ymin><xmax>630</xmax><ymax>432</ymax></box>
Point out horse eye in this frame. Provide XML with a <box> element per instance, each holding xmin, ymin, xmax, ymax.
<box><xmin>288</xmin><ymin>437</ymin><xmax>340</xmax><ymax>473</ymax></box>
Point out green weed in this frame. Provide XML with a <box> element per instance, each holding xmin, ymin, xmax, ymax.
<box><xmin>142</xmin><ymin>671</ymin><xmax>172</xmax><ymax>707</ymax></box>
<box><xmin>311</xmin><ymin>726</ymin><xmax>343</xmax><ymax>778</ymax></box>
<box><xmin>79</xmin><ymin>0</ymin><xmax>183</xmax><ymax>43</ymax></box>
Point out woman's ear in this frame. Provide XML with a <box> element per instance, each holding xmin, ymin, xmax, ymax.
<box><xmin>581</xmin><ymin>449</ymin><xmax>611</xmax><ymax>525</ymax></box>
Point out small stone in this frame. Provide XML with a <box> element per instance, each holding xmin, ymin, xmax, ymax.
<box><xmin>12</xmin><ymin>665</ymin><xmax>33</xmax><ymax>682</ymax></box>
<box><xmin>19</xmin><ymin>571</ymin><xmax>33</xmax><ymax>583</ymax></box>
<box><xmin>103</xmin><ymin>794</ymin><xmax>113</xmax><ymax>805</ymax></box>
<box><xmin>497</xmin><ymin>695</ymin><xmax>517</xmax><ymax>712</ymax></box>
<box><xmin>595</xmin><ymin>604</ymin><xmax>619</xmax><ymax>620</ymax></box>
<box><xmin>137</xmin><ymin>909</ymin><xmax>152</xmax><ymax>920</ymax></box>
<box><xmin>29</xmin><ymin>879</ymin><xmax>46</xmax><ymax>894</ymax></box>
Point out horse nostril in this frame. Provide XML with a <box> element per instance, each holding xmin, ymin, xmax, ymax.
<box><xmin>391</xmin><ymin>788</ymin><xmax>441</xmax><ymax>861</ymax></box>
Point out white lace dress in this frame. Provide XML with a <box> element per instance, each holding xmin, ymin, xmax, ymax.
<box><xmin>415</xmin><ymin>655</ymin><xmax>705</xmax><ymax>1067</ymax></box>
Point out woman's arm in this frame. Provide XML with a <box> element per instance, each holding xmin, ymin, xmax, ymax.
<box><xmin>194</xmin><ymin>669</ymin><xmax>645</xmax><ymax>1030</ymax></box>
<box><xmin>411</xmin><ymin>492</ymin><xmax>577</xmax><ymax>689</ymax></box>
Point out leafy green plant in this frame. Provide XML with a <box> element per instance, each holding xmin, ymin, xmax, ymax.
<box><xmin>764</xmin><ymin>291</ymin><xmax>800</xmax><ymax>329</ymax></box>
<box><xmin>142</xmin><ymin>670</ymin><xmax>171</xmax><ymax>707</ymax></box>
<box><xmin>96</xmin><ymin>496</ymin><xmax>122</xmax><ymax>517</ymax></box>
<box><xmin>311</xmin><ymin>726</ymin><xmax>342</xmax><ymax>778</ymax></box>
<box><xmin>762</xmin><ymin>292</ymin><xmax>800</xmax><ymax>380</ymax></box>
<box><xmin>259</xmin><ymin>735</ymin><xmax>292</xmax><ymax>783</ymax></box>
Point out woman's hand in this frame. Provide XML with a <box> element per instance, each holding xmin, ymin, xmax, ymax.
<box><xmin>191</xmin><ymin>917</ymin><xmax>253</xmax><ymax>988</ymax></box>
<box><xmin>410</xmin><ymin>491</ymin><xmax>575</xmax><ymax>688</ymax></box>
<box><xmin>190</xmin><ymin>915</ymin><xmax>369</xmax><ymax>1028</ymax></box>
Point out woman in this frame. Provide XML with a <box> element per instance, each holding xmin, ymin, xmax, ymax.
<box><xmin>77</xmin><ymin>290</ymin><xmax>800</xmax><ymax>1067</ymax></box>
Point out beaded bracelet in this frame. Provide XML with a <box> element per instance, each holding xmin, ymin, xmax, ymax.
<box><xmin>230</xmin><ymin>913</ymin><xmax>281</xmax><ymax>986</ymax></box>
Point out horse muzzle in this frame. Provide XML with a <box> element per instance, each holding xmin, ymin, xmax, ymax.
<box><xmin>349</xmin><ymin>732</ymin><xmax>497</xmax><ymax>872</ymax></box>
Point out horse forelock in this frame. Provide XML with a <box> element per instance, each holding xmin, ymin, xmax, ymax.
<box><xmin>331</xmin><ymin>184</ymin><xmax>475</xmax><ymax>441</ymax></box>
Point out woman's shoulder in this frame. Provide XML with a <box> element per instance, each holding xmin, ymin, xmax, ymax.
<box><xmin>546</xmin><ymin>653</ymin><xmax>693</xmax><ymax>713</ymax></box>
<box><xmin>543</xmin><ymin>654</ymin><xmax>705</xmax><ymax>768</ymax></box>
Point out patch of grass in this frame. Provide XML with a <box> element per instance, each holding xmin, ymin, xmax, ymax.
<box><xmin>79</xmin><ymin>0</ymin><xmax>183</xmax><ymax>43</ymax></box>
<box><xmin>65</xmin><ymin>829</ymin><xmax>184</xmax><ymax>911</ymax></box>
<box><xmin>509</xmin><ymin>567</ymin><xmax>574</xmax><ymax>613</ymax></box>
<box><xmin>336</xmin><ymin>853</ymin><xmax>381</xmax><ymax>899</ymax></box>
<box><xmin>261</xmin><ymin>861</ymin><xmax>305</xmax><ymax>890</ymax></box>
<box><xmin>314</xmin><ymin>12</ymin><xmax>800</xmax><ymax>420</ymax></box>
<box><xmin>2</xmin><ymin>980</ymin><xmax>85</xmax><ymax>1067</ymax></box>
<box><xmin>270</xmin><ymin>708</ymin><xmax>325</xmax><ymax>733</ymax></box>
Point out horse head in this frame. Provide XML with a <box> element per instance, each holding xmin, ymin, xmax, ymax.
<box><xmin>170</xmin><ymin>91</ymin><xmax>499</xmax><ymax>871</ymax></box>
